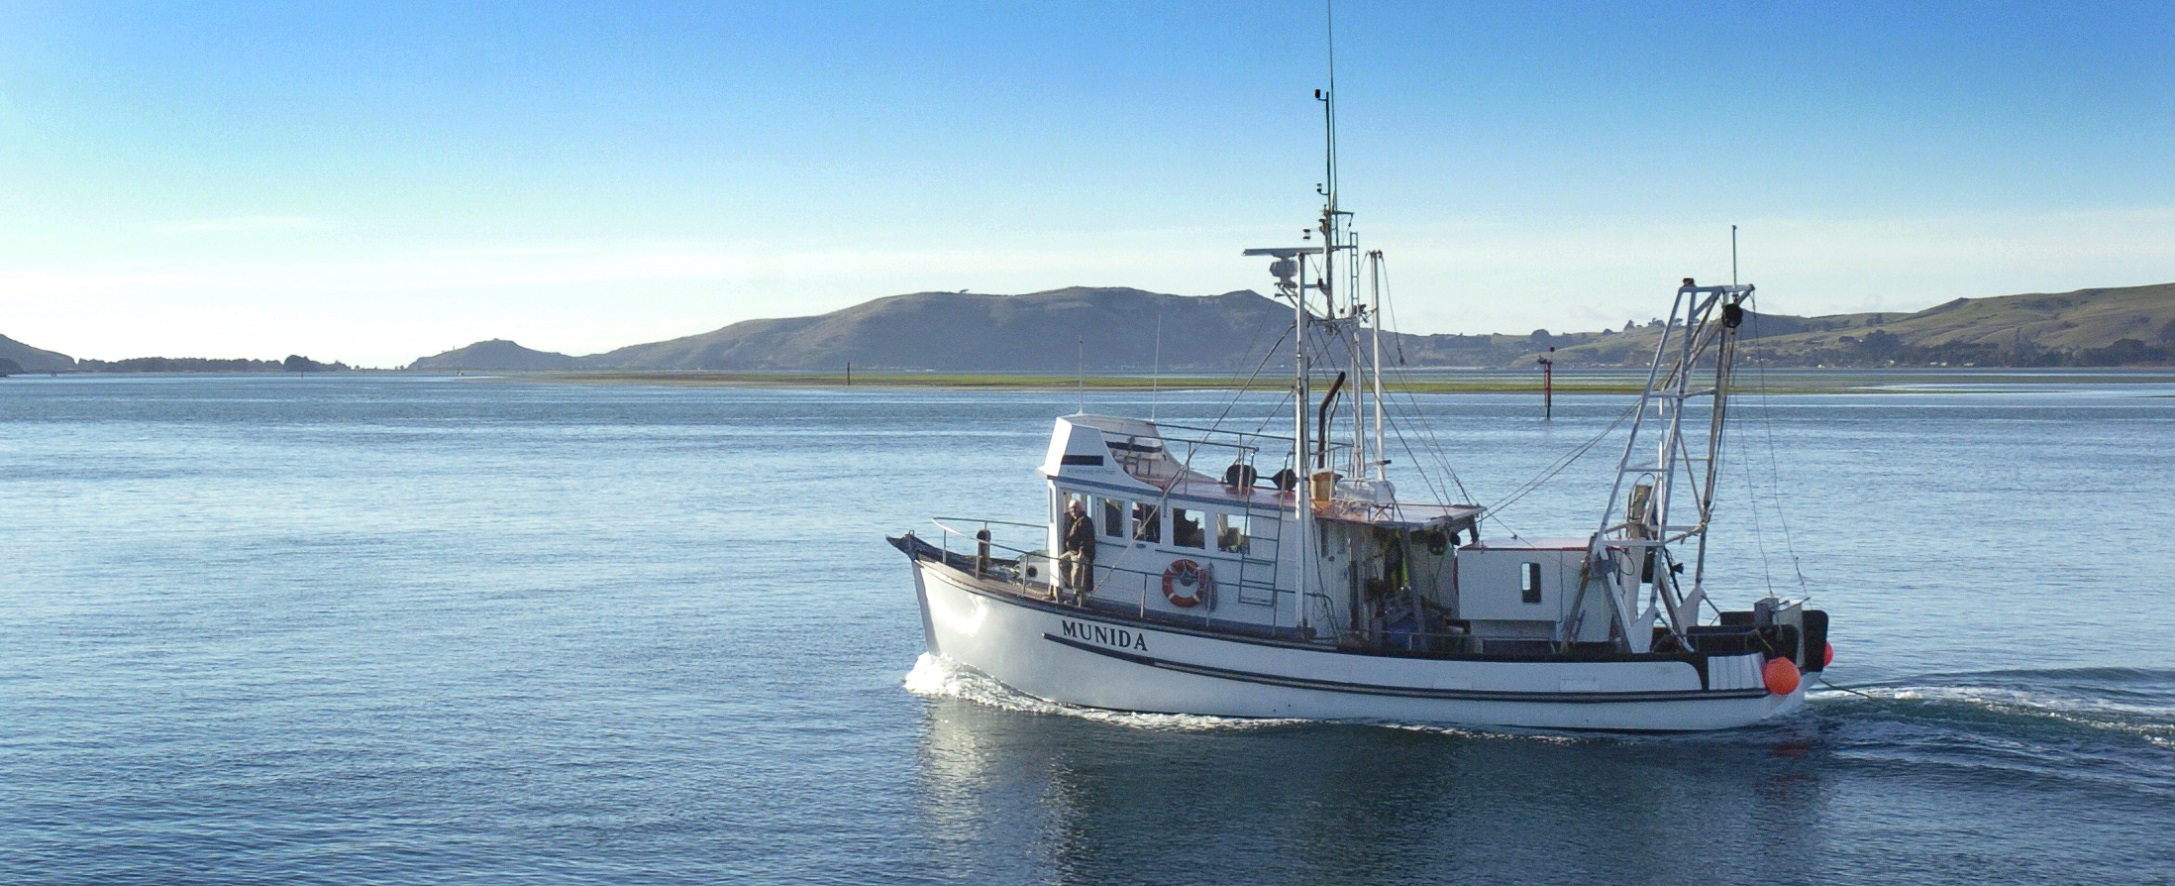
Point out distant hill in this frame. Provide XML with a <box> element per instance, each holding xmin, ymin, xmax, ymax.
<box><xmin>1535</xmin><ymin>282</ymin><xmax>2175</xmax><ymax>368</ymax></box>
<box><xmin>537</xmin><ymin>282</ymin><xmax>2175</xmax><ymax>372</ymax></box>
<box><xmin>0</xmin><ymin>334</ymin><xmax>76</xmax><ymax>373</ymax></box>
<box><xmin>409</xmin><ymin>339</ymin><xmax>584</xmax><ymax>371</ymax></box>
<box><xmin>23</xmin><ymin>280</ymin><xmax>2156</xmax><ymax>376</ymax></box>
<box><xmin>582</xmin><ymin>287</ymin><xmax>1296</xmax><ymax>371</ymax></box>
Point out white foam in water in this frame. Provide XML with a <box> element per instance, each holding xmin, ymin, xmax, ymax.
<box><xmin>1379</xmin><ymin>721</ymin><xmax>1584</xmax><ymax>744</ymax></box>
<box><xmin>1824</xmin><ymin>681</ymin><xmax>2175</xmax><ymax>748</ymax></box>
<box><xmin>906</xmin><ymin>653</ymin><xmax>1582</xmax><ymax>740</ymax></box>
<box><xmin>904</xmin><ymin>653</ymin><xmax>1311</xmax><ymax>733</ymax></box>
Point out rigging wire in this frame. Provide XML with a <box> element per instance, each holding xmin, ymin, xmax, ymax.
<box><xmin>1369</xmin><ymin>256</ymin><xmax>1475</xmax><ymax>504</ymax></box>
<box><xmin>1380</xmin><ymin>393</ymin><xmax>1453</xmax><ymax>505</ymax></box>
<box><xmin>1214</xmin><ymin>316</ymin><xmax>1306</xmax><ymax>474</ymax></box>
<box><xmin>1150</xmin><ymin>296</ymin><xmax>1165</xmax><ymax>421</ymax></box>
<box><xmin>1381</xmin><ymin>362</ymin><xmax>1472</xmax><ymax>503</ymax></box>
<box><xmin>1482</xmin><ymin>399</ymin><xmax>1641</xmax><ymax>517</ymax></box>
<box><xmin>1199</xmin><ymin>312</ymin><xmax>1293</xmax><ymax>452</ymax></box>
<box><xmin>1732</xmin><ymin>305</ymin><xmax>1780</xmax><ymax>598</ymax></box>
<box><xmin>1746</xmin><ymin>302</ymin><xmax>1812</xmax><ymax>593</ymax></box>
<box><xmin>1737</xmin><ymin>363</ymin><xmax>1779</xmax><ymax>598</ymax></box>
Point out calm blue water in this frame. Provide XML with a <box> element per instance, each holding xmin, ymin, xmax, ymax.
<box><xmin>2</xmin><ymin>375</ymin><xmax>2171</xmax><ymax>884</ymax></box>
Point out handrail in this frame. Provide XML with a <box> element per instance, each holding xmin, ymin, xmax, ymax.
<box><xmin>1104</xmin><ymin>423</ymin><xmax>1357</xmax><ymax>459</ymax></box>
<box><xmin>928</xmin><ymin>518</ymin><xmax>1046</xmax><ymax>579</ymax></box>
<box><xmin>912</xmin><ymin>535</ymin><xmax>1355</xmax><ymax>641</ymax></box>
<box><xmin>1136</xmin><ymin>421</ymin><xmax>1355</xmax><ymax>451</ymax></box>
<box><xmin>930</xmin><ymin>517</ymin><xmax>1044</xmax><ymax>529</ymax></box>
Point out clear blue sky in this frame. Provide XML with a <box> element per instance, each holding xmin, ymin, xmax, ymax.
<box><xmin>3</xmin><ymin>1</ymin><xmax>2170</xmax><ymax>365</ymax></box>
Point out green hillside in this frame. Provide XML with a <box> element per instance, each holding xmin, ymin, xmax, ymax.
<box><xmin>1530</xmin><ymin>283</ymin><xmax>2175</xmax><ymax>368</ymax></box>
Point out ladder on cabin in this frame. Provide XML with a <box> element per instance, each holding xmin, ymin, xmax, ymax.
<box><xmin>1231</xmin><ymin>515</ymin><xmax>1282</xmax><ymax>606</ymax></box>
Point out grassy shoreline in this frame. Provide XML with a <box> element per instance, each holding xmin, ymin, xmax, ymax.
<box><xmin>476</xmin><ymin>368</ymin><xmax>2175</xmax><ymax>395</ymax></box>
<box><xmin>512</xmin><ymin>371</ymin><xmax>1700</xmax><ymax>394</ymax></box>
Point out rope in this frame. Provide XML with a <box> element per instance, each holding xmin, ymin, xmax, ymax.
<box><xmin>1818</xmin><ymin>676</ymin><xmax>1878</xmax><ymax>700</ymax></box>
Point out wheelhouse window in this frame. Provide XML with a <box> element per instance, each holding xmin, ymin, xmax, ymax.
<box><xmin>1172</xmin><ymin>509</ymin><xmax>1205</xmax><ymax>549</ymax></box>
<box><xmin>1102</xmin><ymin>498</ymin><xmax>1124</xmax><ymax>538</ymax></box>
<box><xmin>1521</xmin><ymin>562</ymin><xmax>1542</xmax><ymax>604</ymax></box>
<box><xmin>1132</xmin><ymin>503</ymin><xmax>1161</xmax><ymax>543</ymax></box>
<box><xmin>1216</xmin><ymin>513</ymin><xmax>1251</xmax><ymax>553</ymax></box>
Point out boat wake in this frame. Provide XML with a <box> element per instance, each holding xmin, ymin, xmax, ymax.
<box><xmin>909</xmin><ymin>654</ymin><xmax>2175</xmax><ymax>767</ymax></box>
<box><xmin>1802</xmin><ymin>667</ymin><xmax>2175</xmax><ymax>797</ymax></box>
<box><xmin>907</xmin><ymin>654</ymin><xmax>1616</xmax><ymax>741</ymax></box>
<box><xmin>904</xmin><ymin>653</ymin><xmax>1314</xmax><ymax>733</ymax></box>
<box><xmin>1811</xmin><ymin>667</ymin><xmax>2175</xmax><ymax>748</ymax></box>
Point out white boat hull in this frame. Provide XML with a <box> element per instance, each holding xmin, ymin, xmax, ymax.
<box><xmin>911</xmin><ymin>559</ymin><xmax>1803</xmax><ymax>732</ymax></box>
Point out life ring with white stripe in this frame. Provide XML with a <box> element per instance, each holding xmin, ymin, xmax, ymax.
<box><xmin>1162</xmin><ymin>559</ymin><xmax>1213</xmax><ymax>609</ymax></box>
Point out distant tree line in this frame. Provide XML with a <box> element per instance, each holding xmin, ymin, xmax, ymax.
<box><xmin>73</xmin><ymin>355</ymin><xmax>352</xmax><ymax>373</ymax></box>
<box><xmin>1770</xmin><ymin>329</ymin><xmax>2175</xmax><ymax>368</ymax></box>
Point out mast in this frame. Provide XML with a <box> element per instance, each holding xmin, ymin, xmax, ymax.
<box><xmin>1245</xmin><ymin>244</ymin><xmax>1320</xmax><ymax>634</ymax></box>
<box><xmin>1239</xmin><ymin>25</ymin><xmax>1348</xmax><ymax>640</ymax></box>
<box><xmin>1316</xmin><ymin>86</ymin><xmax>1339</xmax><ymax>482</ymax></box>
<box><xmin>1369</xmin><ymin>251</ymin><xmax>1385</xmax><ymax>480</ymax></box>
<box><xmin>1295</xmin><ymin>254</ymin><xmax>1312</xmax><ymax>637</ymax></box>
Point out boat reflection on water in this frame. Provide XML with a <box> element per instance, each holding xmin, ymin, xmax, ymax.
<box><xmin>908</xmin><ymin>658</ymin><xmax>1830</xmax><ymax>885</ymax></box>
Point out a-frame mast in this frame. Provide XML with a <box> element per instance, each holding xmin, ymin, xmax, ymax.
<box><xmin>1586</xmin><ymin>280</ymin><xmax>1754</xmax><ymax>652</ymax></box>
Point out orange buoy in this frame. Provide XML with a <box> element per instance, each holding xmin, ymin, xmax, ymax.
<box><xmin>1823</xmin><ymin>642</ymin><xmax>1835</xmax><ymax>668</ymax></box>
<box><xmin>1763</xmin><ymin>657</ymin><xmax>1802</xmax><ymax>696</ymax></box>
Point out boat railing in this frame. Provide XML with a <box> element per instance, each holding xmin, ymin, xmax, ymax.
<box><xmin>1110</xmin><ymin>426</ymin><xmax>1351</xmax><ymax>489</ymax></box>
<box><xmin>1134</xmin><ymin>422</ymin><xmax>1353</xmax><ymax>461</ymax></box>
<box><xmin>1027</xmin><ymin>555</ymin><xmax>1344</xmax><ymax>638</ymax></box>
<box><xmin>926</xmin><ymin>516</ymin><xmax>1350</xmax><ymax>639</ymax></box>
<box><xmin>929</xmin><ymin>517</ymin><xmax>1048</xmax><ymax>581</ymax></box>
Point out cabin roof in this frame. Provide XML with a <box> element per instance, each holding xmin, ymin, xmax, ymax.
<box><xmin>1044</xmin><ymin>413</ymin><xmax>1481</xmax><ymax>529</ymax></box>
<box><xmin>1464</xmin><ymin>537</ymin><xmax>1591</xmax><ymax>551</ymax></box>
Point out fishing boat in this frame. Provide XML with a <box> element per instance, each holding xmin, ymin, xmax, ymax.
<box><xmin>890</xmin><ymin>94</ymin><xmax>1831</xmax><ymax>733</ymax></box>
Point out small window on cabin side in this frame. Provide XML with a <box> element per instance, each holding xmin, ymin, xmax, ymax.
<box><xmin>1102</xmin><ymin>498</ymin><xmax>1124</xmax><ymax>538</ymax></box>
<box><xmin>1172</xmin><ymin>509</ymin><xmax>1205</xmax><ymax>549</ymax></box>
<box><xmin>1521</xmin><ymin>562</ymin><xmax>1543</xmax><ymax>604</ymax></box>
<box><xmin>1133</xmin><ymin>503</ymin><xmax>1161</xmax><ymax>543</ymax></box>
<box><xmin>1216</xmin><ymin>513</ymin><xmax>1251</xmax><ymax>554</ymax></box>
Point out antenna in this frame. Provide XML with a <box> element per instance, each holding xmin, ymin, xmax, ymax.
<box><xmin>1731</xmin><ymin>224</ymin><xmax>1739</xmax><ymax>287</ymax></box>
<box><xmin>1151</xmin><ymin>298</ymin><xmax>1164</xmax><ymax>421</ymax></box>
<box><xmin>1076</xmin><ymin>335</ymin><xmax>1085</xmax><ymax>414</ymax></box>
<box><xmin>1324</xmin><ymin>0</ymin><xmax>1338</xmax><ymax>215</ymax></box>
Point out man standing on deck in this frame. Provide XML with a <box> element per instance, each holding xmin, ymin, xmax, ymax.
<box><xmin>1061</xmin><ymin>499</ymin><xmax>1095</xmax><ymax>604</ymax></box>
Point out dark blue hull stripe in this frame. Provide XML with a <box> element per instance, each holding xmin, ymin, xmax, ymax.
<box><xmin>1041</xmin><ymin>634</ymin><xmax>1769</xmax><ymax>704</ymax></box>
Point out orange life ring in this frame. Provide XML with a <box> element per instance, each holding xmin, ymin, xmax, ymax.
<box><xmin>1162</xmin><ymin>559</ymin><xmax>1213</xmax><ymax>609</ymax></box>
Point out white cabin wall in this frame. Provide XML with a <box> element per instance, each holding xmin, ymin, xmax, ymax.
<box><xmin>1046</xmin><ymin>482</ymin><xmax>1301</xmax><ymax>630</ymax></box>
<box><xmin>1455</xmin><ymin>545</ymin><xmax>1596</xmax><ymax>643</ymax></box>
<box><xmin>1557</xmin><ymin>556</ymin><xmax>1616</xmax><ymax>644</ymax></box>
<box><xmin>1048</xmin><ymin>482</ymin><xmax>1061</xmax><ymax>556</ymax></box>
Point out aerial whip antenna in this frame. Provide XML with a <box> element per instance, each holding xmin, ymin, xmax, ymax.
<box><xmin>1151</xmin><ymin>298</ymin><xmax>1164</xmax><ymax>421</ymax></box>
<box><xmin>1319</xmin><ymin>0</ymin><xmax>1339</xmax><ymax>239</ymax></box>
